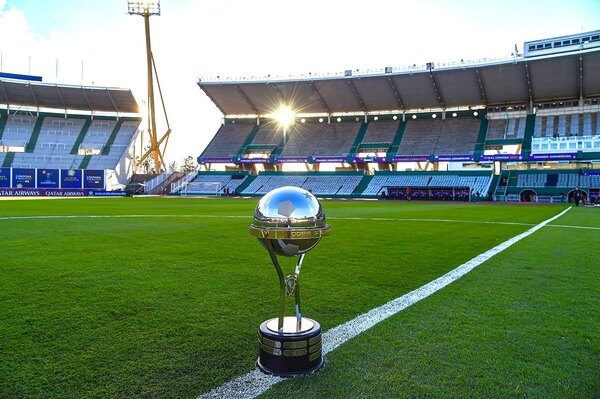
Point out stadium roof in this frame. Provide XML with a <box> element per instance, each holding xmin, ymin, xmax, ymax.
<box><xmin>198</xmin><ymin>48</ymin><xmax>600</xmax><ymax>116</ymax></box>
<box><xmin>0</xmin><ymin>79</ymin><xmax>139</xmax><ymax>114</ymax></box>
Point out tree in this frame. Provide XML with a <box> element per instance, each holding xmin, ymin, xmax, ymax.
<box><xmin>181</xmin><ymin>156</ymin><xmax>197</xmax><ymax>173</ymax></box>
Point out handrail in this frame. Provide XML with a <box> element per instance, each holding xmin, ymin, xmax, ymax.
<box><xmin>144</xmin><ymin>171</ymin><xmax>170</xmax><ymax>193</ymax></box>
<box><xmin>170</xmin><ymin>170</ymin><xmax>198</xmax><ymax>193</ymax></box>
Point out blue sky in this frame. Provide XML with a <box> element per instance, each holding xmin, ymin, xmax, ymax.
<box><xmin>1</xmin><ymin>0</ymin><xmax>599</xmax><ymax>163</ymax></box>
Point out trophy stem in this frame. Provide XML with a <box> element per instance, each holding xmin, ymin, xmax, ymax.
<box><xmin>264</xmin><ymin>239</ymin><xmax>286</xmax><ymax>332</ymax></box>
<box><xmin>294</xmin><ymin>254</ymin><xmax>305</xmax><ymax>331</ymax></box>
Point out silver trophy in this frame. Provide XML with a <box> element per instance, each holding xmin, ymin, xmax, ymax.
<box><xmin>249</xmin><ymin>186</ymin><xmax>330</xmax><ymax>376</ymax></box>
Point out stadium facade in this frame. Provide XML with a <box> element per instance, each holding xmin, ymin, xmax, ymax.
<box><xmin>0</xmin><ymin>73</ymin><xmax>141</xmax><ymax>195</ymax></box>
<box><xmin>188</xmin><ymin>30</ymin><xmax>600</xmax><ymax>203</ymax></box>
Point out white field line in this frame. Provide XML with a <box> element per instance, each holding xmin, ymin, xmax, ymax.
<box><xmin>196</xmin><ymin>207</ymin><xmax>572</xmax><ymax>399</ymax></box>
<box><xmin>0</xmin><ymin>213</ymin><xmax>595</xmax><ymax>231</ymax></box>
<box><xmin>547</xmin><ymin>224</ymin><xmax>600</xmax><ymax>231</ymax></box>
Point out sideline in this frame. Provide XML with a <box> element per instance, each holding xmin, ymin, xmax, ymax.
<box><xmin>196</xmin><ymin>207</ymin><xmax>572</xmax><ymax>399</ymax></box>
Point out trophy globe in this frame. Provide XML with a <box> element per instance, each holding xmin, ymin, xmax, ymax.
<box><xmin>249</xmin><ymin>186</ymin><xmax>330</xmax><ymax>376</ymax></box>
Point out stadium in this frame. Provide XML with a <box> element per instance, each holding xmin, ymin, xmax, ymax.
<box><xmin>1</xmin><ymin>2</ymin><xmax>599</xmax><ymax>399</ymax></box>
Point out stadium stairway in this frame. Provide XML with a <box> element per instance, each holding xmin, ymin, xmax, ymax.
<box><xmin>521</xmin><ymin>114</ymin><xmax>536</xmax><ymax>159</ymax></box>
<box><xmin>235</xmin><ymin>174</ymin><xmax>257</xmax><ymax>193</ymax></box>
<box><xmin>149</xmin><ymin>172</ymin><xmax>184</xmax><ymax>194</ymax></box>
<box><xmin>24</xmin><ymin>116</ymin><xmax>45</xmax><ymax>153</ymax></box>
<box><xmin>347</xmin><ymin>122</ymin><xmax>368</xmax><ymax>161</ymax></box>
<box><xmin>234</xmin><ymin>124</ymin><xmax>260</xmax><ymax>160</ymax></box>
<box><xmin>0</xmin><ymin>109</ymin><xmax>8</xmax><ymax>140</ymax></box>
<box><xmin>70</xmin><ymin>117</ymin><xmax>93</xmax><ymax>154</ymax></box>
<box><xmin>2</xmin><ymin>152</ymin><xmax>15</xmax><ymax>167</ymax></box>
<box><xmin>386</xmin><ymin>120</ymin><xmax>407</xmax><ymax>161</ymax></box>
<box><xmin>268</xmin><ymin>138</ymin><xmax>285</xmax><ymax>163</ymax></box>
<box><xmin>79</xmin><ymin>155</ymin><xmax>92</xmax><ymax>169</ymax></box>
<box><xmin>101</xmin><ymin>120</ymin><xmax>125</xmax><ymax>155</ymax></box>
<box><xmin>126</xmin><ymin>174</ymin><xmax>157</xmax><ymax>195</ymax></box>
<box><xmin>487</xmin><ymin>173</ymin><xmax>501</xmax><ymax>197</ymax></box>
<box><xmin>353</xmin><ymin>174</ymin><xmax>374</xmax><ymax>195</ymax></box>
<box><xmin>473</xmin><ymin>118</ymin><xmax>489</xmax><ymax>161</ymax></box>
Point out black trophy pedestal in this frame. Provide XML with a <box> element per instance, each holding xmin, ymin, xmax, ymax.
<box><xmin>257</xmin><ymin>316</ymin><xmax>324</xmax><ymax>376</ymax></box>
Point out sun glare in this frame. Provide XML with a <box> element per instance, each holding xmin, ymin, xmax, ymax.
<box><xmin>274</xmin><ymin>107</ymin><xmax>295</xmax><ymax>127</ymax></box>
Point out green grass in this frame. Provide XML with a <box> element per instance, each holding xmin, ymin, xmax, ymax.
<box><xmin>0</xmin><ymin>198</ymin><xmax>597</xmax><ymax>398</ymax></box>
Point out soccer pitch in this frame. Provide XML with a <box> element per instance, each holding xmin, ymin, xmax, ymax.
<box><xmin>1</xmin><ymin>198</ymin><xmax>598</xmax><ymax>398</ymax></box>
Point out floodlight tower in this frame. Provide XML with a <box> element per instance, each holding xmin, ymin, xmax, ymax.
<box><xmin>128</xmin><ymin>1</ymin><xmax>171</xmax><ymax>173</ymax></box>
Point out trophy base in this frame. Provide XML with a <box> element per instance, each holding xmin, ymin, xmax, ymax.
<box><xmin>257</xmin><ymin>317</ymin><xmax>324</xmax><ymax>377</ymax></box>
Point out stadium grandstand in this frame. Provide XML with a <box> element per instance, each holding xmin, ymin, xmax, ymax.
<box><xmin>190</xmin><ymin>29</ymin><xmax>600</xmax><ymax>203</ymax></box>
<box><xmin>0</xmin><ymin>74</ymin><xmax>141</xmax><ymax>195</ymax></box>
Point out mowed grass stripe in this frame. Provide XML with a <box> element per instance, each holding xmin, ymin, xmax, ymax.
<box><xmin>261</xmin><ymin>207</ymin><xmax>600</xmax><ymax>399</ymax></box>
<box><xmin>0</xmin><ymin>199</ymin><xmax>575</xmax><ymax>398</ymax></box>
<box><xmin>198</xmin><ymin>208</ymin><xmax>571</xmax><ymax>399</ymax></box>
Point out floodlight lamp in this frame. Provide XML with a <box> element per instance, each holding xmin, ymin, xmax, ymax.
<box><xmin>373</xmin><ymin>116</ymin><xmax>379</xmax><ymax>121</ymax></box>
<box><xmin>473</xmin><ymin>111</ymin><xmax>479</xmax><ymax>116</ymax></box>
<box><xmin>432</xmin><ymin>114</ymin><xmax>437</xmax><ymax>119</ymax></box>
<box><xmin>337</xmin><ymin>117</ymin><xmax>342</xmax><ymax>122</ymax></box>
<box><xmin>412</xmin><ymin>115</ymin><xmax>417</xmax><ymax>119</ymax></box>
<box><xmin>128</xmin><ymin>1</ymin><xmax>161</xmax><ymax>16</ymax></box>
<box><xmin>274</xmin><ymin>107</ymin><xmax>295</xmax><ymax>127</ymax></box>
<box><xmin>452</xmin><ymin>112</ymin><xmax>457</xmax><ymax>117</ymax></box>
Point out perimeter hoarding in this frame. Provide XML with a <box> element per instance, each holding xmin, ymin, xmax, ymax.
<box><xmin>0</xmin><ymin>168</ymin><xmax>10</xmax><ymax>188</ymax></box>
<box><xmin>83</xmin><ymin>170</ymin><xmax>105</xmax><ymax>189</ymax></box>
<box><xmin>0</xmin><ymin>189</ymin><xmax>128</xmax><ymax>197</ymax></box>
<box><xmin>37</xmin><ymin>169</ymin><xmax>60</xmax><ymax>189</ymax></box>
<box><xmin>12</xmin><ymin>168</ymin><xmax>35</xmax><ymax>188</ymax></box>
<box><xmin>61</xmin><ymin>169</ymin><xmax>83</xmax><ymax>189</ymax></box>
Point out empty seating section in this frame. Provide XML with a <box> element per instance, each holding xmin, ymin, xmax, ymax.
<box><xmin>486</xmin><ymin>117</ymin><xmax>526</xmax><ymax>140</ymax></box>
<box><xmin>80</xmin><ymin>119</ymin><xmax>115</xmax><ymax>153</ymax></box>
<box><xmin>534</xmin><ymin>112</ymin><xmax>599</xmax><ymax>137</ymax></box>
<box><xmin>435</xmin><ymin>119</ymin><xmax>479</xmax><ymax>154</ymax></box>
<box><xmin>1</xmin><ymin>114</ymin><xmax>36</xmax><ymax>150</ymax></box>
<box><xmin>516</xmin><ymin>174</ymin><xmax>547</xmax><ymax>187</ymax></box>
<box><xmin>2</xmin><ymin>113</ymin><xmax>139</xmax><ymax>170</ymax></box>
<box><xmin>201</xmin><ymin>124</ymin><xmax>254</xmax><ymax>158</ymax></box>
<box><xmin>239</xmin><ymin>173</ymin><xmax>363</xmax><ymax>196</ymax></box>
<box><xmin>429</xmin><ymin>175</ymin><xmax>490</xmax><ymax>195</ymax></box>
<box><xmin>579</xmin><ymin>174</ymin><xmax>600</xmax><ymax>188</ymax></box>
<box><xmin>301</xmin><ymin>175</ymin><xmax>363</xmax><ymax>196</ymax></box>
<box><xmin>280</xmin><ymin>124</ymin><xmax>325</xmax><ymax>157</ymax></box>
<box><xmin>397</xmin><ymin>120</ymin><xmax>438</xmax><ymax>155</ymax></box>
<box><xmin>313</xmin><ymin>123</ymin><xmax>359</xmax><ymax>157</ymax></box>
<box><xmin>556</xmin><ymin>173</ymin><xmax>579</xmax><ymax>187</ymax></box>
<box><xmin>516</xmin><ymin>172</ymin><xmax>600</xmax><ymax>188</ymax></box>
<box><xmin>362</xmin><ymin>173</ymin><xmax>492</xmax><ymax>196</ymax></box>
<box><xmin>242</xmin><ymin>175</ymin><xmax>308</xmax><ymax>195</ymax></box>
<box><xmin>88</xmin><ymin>121</ymin><xmax>139</xmax><ymax>170</ymax></box>
<box><xmin>250</xmin><ymin>125</ymin><xmax>281</xmax><ymax>146</ymax></box>
<box><xmin>362</xmin><ymin>175</ymin><xmax>429</xmax><ymax>195</ymax></box>
<box><xmin>279</xmin><ymin>122</ymin><xmax>360</xmax><ymax>158</ymax></box>
<box><xmin>397</xmin><ymin>119</ymin><xmax>479</xmax><ymax>156</ymax></box>
<box><xmin>17</xmin><ymin>116</ymin><xmax>86</xmax><ymax>169</ymax></box>
<box><xmin>361</xmin><ymin>120</ymin><xmax>399</xmax><ymax>144</ymax></box>
<box><xmin>335</xmin><ymin>176</ymin><xmax>363</xmax><ymax>195</ymax></box>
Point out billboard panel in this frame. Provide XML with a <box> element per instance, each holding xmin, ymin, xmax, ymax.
<box><xmin>61</xmin><ymin>169</ymin><xmax>83</xmax><ymax>189</ymax></box>
<box><xmin>0</xmin><ymin>168</ymin><xmax>10</xmax><ymax>188</ymax></box>
<box><xmin>12</xmin><ymin>168</ymin><xmax>35</xmax><ymax>188</ymax></box>
<box><xmin>83</xmin><ymin>170</ymin><xmax>105</xmax><ymax>189</ymax></box>
<box><xmin>37</xmin><ymin>169</ymin><xmax>60</xmax><ymax>189</ymax></box>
